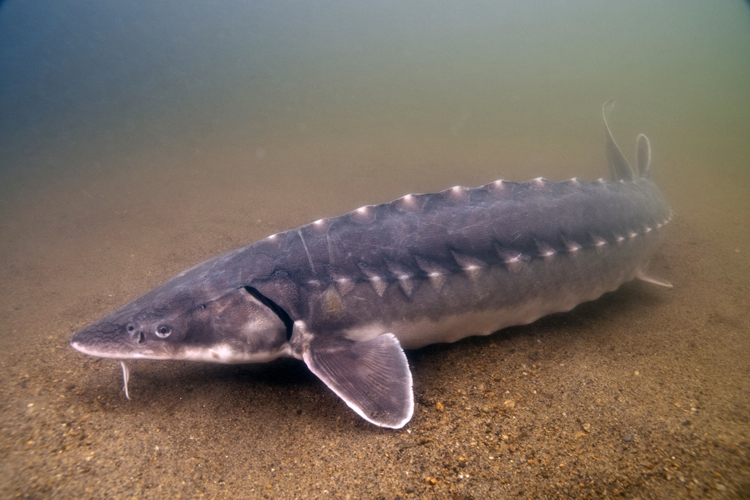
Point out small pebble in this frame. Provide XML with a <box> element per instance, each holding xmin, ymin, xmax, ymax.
<box><xmin>623</xmin><ymin>434</ymin><xmax>633</xmax><ymax>442</ymax></box>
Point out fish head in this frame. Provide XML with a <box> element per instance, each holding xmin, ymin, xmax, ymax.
<box><xmin>71</xmin><ymin>262</ymin><xmax>290</xmax><ymax>363</ymax></box>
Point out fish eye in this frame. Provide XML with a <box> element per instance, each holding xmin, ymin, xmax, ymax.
<box><xmin>155</xmin><ymin>325</ymin><xmax>172</xmax><ymax>338</ymax></box>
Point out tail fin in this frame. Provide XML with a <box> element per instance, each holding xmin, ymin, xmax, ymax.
<box><xmin>603</xmin><ymin>99</ymin><xmax>636</xmax><ymax>181</ymax></box>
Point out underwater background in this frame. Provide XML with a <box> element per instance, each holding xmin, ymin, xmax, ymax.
<box><xmin>1</xmin><ymin>1</ymin><xmax>749</xmax><ymax>497</ymax></box>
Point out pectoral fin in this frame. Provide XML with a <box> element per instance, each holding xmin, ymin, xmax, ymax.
<box><xmin>303</xmin><ymin>333</ymin><xmax>414</xmax><ymax>429</ymax></box>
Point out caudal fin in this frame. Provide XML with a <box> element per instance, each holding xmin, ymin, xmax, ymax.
<box><xmin>636</xmin><ymin>133</ymin><xmax>652</xmax><ymax>177</ymax></box>
<box><xmin>603</xmin><ymin>100</ymin><xmax>653</xmax><ymax>179</ymax></box>
<box><xmin>603</xmin><ymin>99</ymin><xmax>636</xmax><ymax>181</ymax></box>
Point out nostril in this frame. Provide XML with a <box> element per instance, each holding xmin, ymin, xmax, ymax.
<box><xmin>137</xmin><ymin>331</ymin><xmax>145</xmax><ymax>344</ymax></box>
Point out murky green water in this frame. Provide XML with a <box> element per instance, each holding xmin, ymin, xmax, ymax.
<box><xmin>1</xmin><ymin>1</ymin><xmax>749</xmax><ymax>497</ymax></box>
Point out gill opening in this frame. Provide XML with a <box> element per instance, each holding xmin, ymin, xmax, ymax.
<box><xmin>243</xmin><ymin>286</ymin><xmax>295</xmax><ymax>341</ymax></box>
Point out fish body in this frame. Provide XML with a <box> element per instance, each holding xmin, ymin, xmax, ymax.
<box><xmin>71</xmin><ymin>102</ymin><xmax>671</xmax><ymax>428</ymax></box>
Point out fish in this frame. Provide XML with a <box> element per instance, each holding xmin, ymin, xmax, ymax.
<box><xmin>70</xmin><ymin>101</ymin><xmax>672</xmax><ymax>429</ymax></box>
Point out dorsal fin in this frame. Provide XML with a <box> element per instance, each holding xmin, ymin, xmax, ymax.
<box><xmin>602</xmin><ymin>99</ymin><xmax>635</xmax><ymax>181</ymax></box>
<box><xmin>636</xmin><ymin>133</ymin><xmax>652</xmax><ymax>177</ymax></box>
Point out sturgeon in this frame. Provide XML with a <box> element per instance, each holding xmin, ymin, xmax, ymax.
<box><xmin>71</xmin><ymin>101</ymin><xmax>672</xmax><ymax>428</ymax></box>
